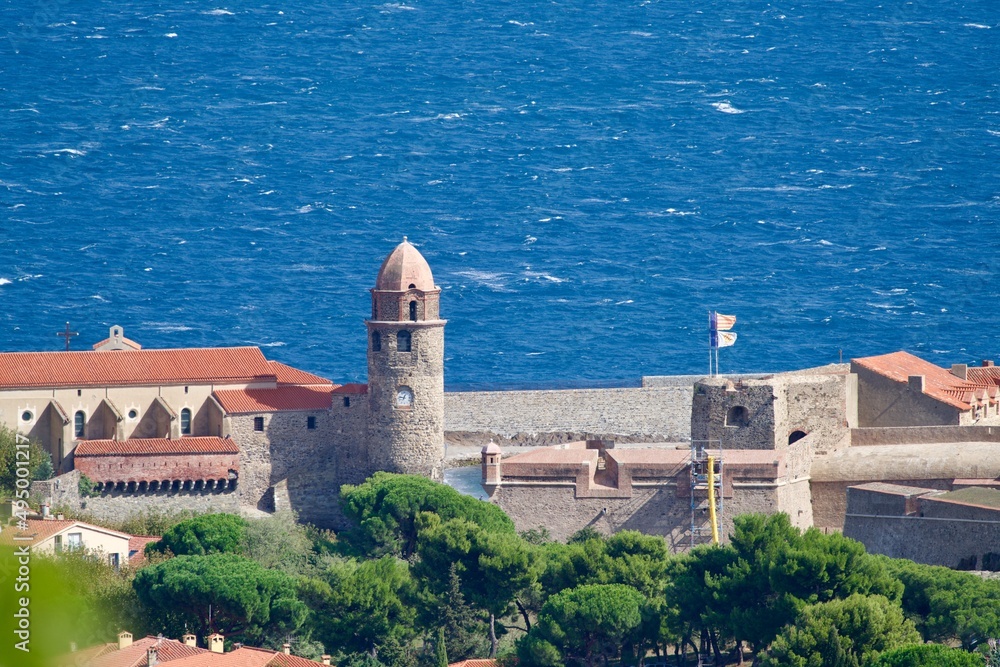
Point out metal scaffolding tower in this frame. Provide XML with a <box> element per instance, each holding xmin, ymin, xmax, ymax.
<box><xmin>690</xmin><ymin>439</ymin><xmax>723</xmax><ymax>548</ymax></box>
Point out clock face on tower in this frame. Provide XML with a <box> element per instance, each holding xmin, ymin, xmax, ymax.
<box><xmin>396</xmin><ymin>386</ymin><xmax>414</xmax><ymax>407</ymax></box>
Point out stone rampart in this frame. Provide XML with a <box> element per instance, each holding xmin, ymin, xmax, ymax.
<box><xmin>851</xmin><ymin>425</ymin><xmax>1000</xmax><ymax>446</ymax></box>
<box><xmin>32</xmin><ymin>470</ymin><xmax>239</xmax><ymax>524</ymax></box>
<box><xmin>444</xmin><ymin>385</ymin><xmax>693</xmax><ymax>446</ymax></box>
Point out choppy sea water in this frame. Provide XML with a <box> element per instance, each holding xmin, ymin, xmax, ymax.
<box><xmin>1</xmin><ymin>1</ymin><xmax>998</xmax><ymax>387</ymax></box>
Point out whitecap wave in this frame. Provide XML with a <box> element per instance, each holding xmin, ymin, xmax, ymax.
<box><xmin>204</xmin><ymin>9</ymin><xmax>235</xmax><ymax>15</ymax></box>
<box><xmin>964</xmin><ymin>23</ymin><xmax>990</xmax><ymax>29</ymax></box>
<box><xmin>50</xmin><ymin>148</ymin><xmax>86</xmax><ymax>156</ymax></box>
<box><xmin>0</xmin><ymin>278</ymin><xmax>11</xmax><ymax>286</ymax></box>
<box><xmin>711</xmin><ymin>102</ymin><xmax>745</xmax><ymax>114</ymax></box>
<box><xmin>143</xmin><ymin>322</ymin><xmax>194</xmax><ymax>332</ymax></box>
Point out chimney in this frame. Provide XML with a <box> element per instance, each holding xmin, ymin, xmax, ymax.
<box><xmin>118</xmin><ymin>632</ymin><xmax>133</xmax><ymax>650</ymax></box>
<box><xmin>41</xmin><ymin>503</ymin><xmax>50</xmax><ymax>519</ymax></box>
<box><xmin>147</xmin><ymin>647</ymin><xmax>158</xmax><ymax>667</ymax></box>
<box><xmin>208</xmin><ymin>634</ymin><xmax>224</xmax><ymax>654</ymax></box>
<box><xmin>283</xmin><ymin>643</ymin><xmax>291</xmax><ymax>655</ymax></box>
<box><xmin>908</xmin><ymin>375</ymin><xmax>925</xmax><ymax>393</ymax></box>
<box><xmin>182</xmin><ymin>634</ymin><xmax>196</xmax><ymax>648</ymax></box>
<box><xmin>951</xmin><ymin>364</ymin><xmax>968</xmax><ymax>380</ymax></box>
<box><xmin>56</xmin><ymin>513</ymin><xmax>65</xmax><ymax>520</ymax></box>
<box><xmin>322</xmin><ymin>656</ymin><xmax>331</xmax><ymax>666</ymax></box>
<box><xmin>984</xmin><ymin>360</ymin><xmax>995</xmax><ymax>367</ymax></box>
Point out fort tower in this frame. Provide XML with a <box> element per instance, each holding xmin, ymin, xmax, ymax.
<box><xmin>366</xmin><ymin>238</ymin><xmax>446</xmax><ymax>480</ymax></box>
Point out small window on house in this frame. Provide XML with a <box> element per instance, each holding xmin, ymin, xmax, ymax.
<box><xmin>726</xmin><ymin>406</ymin><xmax>749</xmax><ymax>428</ymax></box>
<box><xmin>372</xmin><ymin>330</ymin><xmax>382</xmax><ymax>352</ymax></box>
<box><xmin>397</xmin><ymin>330</ymin><xmax>411</xmax><ymax>352</ymax></box>
<box><xmin>128</xmin><ymin>409</ymin><xmax>139</xmax><ymax>420</ymax></box>
<box><xmin>77</xmin><ymin>389</ymin><xmax>82</xmax><ymax>397</ymax></box>
<box><xmin>184</xmin><ymin>386</ymin><xmax>189</xmax><ymax>394</ymax></box>
<box><xmin>181</xmin><ymin>408</ymin><xmax>192</xmax><ymax>435</ymax></box>
<box><xmin>74</xmin><ymin>411</ymin><xmax>85</xmax><ymax>438</ymax></box>
<box><xmin>307</xmin><ymin>416</ymin><xmax>316</xmax><ymax>430</ymax></box>
<box><xmin>67</xmin><ymin>533</ymin><xmax>83</xmax><ymax>550</ymax></box>
<box><xmin>343</xmin><ymin>396</ymin><xmax>351</xmax><ymax>408</ymax></box>
<box><xmin>54</xmin><ymin>535</ymin><xmax>62</xmax><ymax>553</ymax></box>
<box><xmin>254</xmin><ymin>416</ymin><xmax>264</xmax><ymax>432</ymax></box>
<box><xmin>109</xmin><ymin>553</ymin><xmax>120</xmax><ymax>570</ymax></box>
<box><xmin>21</xmin><ymin>411</ymin><xmax>33</xmax><ymax>422</ymax></box>
<box><xmin>409</xmin><ymin>301</ymin><xmax>417</xmax><ymax>321</ymax></box>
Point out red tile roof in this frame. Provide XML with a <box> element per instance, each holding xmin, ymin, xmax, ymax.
<box><xmin>128</xmin><ymin>535</ymin><xmax>161</xmax><ymax>566</ymax></box>
<box><xmin>332</xmin><ymin>383</ymin><xmax>367</xmax><ymax>394</ymax></box>
<box><xmin>75</xmin><ymin>437</ymin><xmax>240</xmax><ymax>457</ymax></box>
<box><xmin>212</xmin><ymin>386</ymin><xmax>333</xmax><ymax>414</ymax></box>
<box><xmin>87</xmin><ymin>637</ymin><xmax>207</xmax><ymax>667</ymax></box>
<box><xmin>267</xmin><ymin>361</ymin><xmax>333</xmax><ymax>387</ymax></box>
<box><xmin>0</xmin><ymin>347</ymin><xmax>276</xmax><ymax>389</ymax></box>
<box><xmin>0</xmin><ymin>519</ymin><xmax>78</xmax><ymax>546</ymax></box>
<box><xmin>449</xmin><ymin>660</ymin><xmax>497</xmax><ymax>667</ymax></box>
<box><xmin>968</xmin><ymin>365</ymin><xmax>1000</xmax><ymax>386</ymax></box>
<box><xmin>852</xmin><ymin>351</ymin><xmax>995</xmax><ymax>410</ymax></box>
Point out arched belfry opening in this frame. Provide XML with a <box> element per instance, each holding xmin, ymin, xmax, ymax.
<box><xmin>409</xmin><ymin>301</ymin><xmax>417</xmax><ymax>321</ymax></box>
<box><xmin>726</xmin><ymin>406</ymin><xmax>749</xmax><ymax>427</ymax></box>
<box><xmin>788</xmin><ymin>430</ymin><xmax>808</xmax><ymax>445</ymax></box>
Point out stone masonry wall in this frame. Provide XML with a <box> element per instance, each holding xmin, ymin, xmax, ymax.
<box><xmin>32</xmin><ymin>470</ymin><xmax>239</xmax><ymax>524</ymax></box>
<box><xmin>445</xmin><ymin>386</ymin><xmax>693</xmax><ymax>446</ymax></box>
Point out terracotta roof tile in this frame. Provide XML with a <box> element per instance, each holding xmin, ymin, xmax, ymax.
<box><xmin>449</xmin><ymin>660</ymin><xmax>497</xmax><ymax>667</ymax></box>
<box><xmin>851</xmin><ymin>351</ymin><xmax>993</xmax><ymax>410</ymax></box>
<box><xmin>87</xmin><ymin>637</ymin><xmax>207</xmax><ymax>667</ymax></box>
<box><xmin>267</xmin><ymin>361</ymin><xmax>333</xmax><ymax>387</ymax></box>
<box><xmin>75</xmin><ymin>437</ymin><xmax>240</xmax><ymax>456</ymax></box>
<box><xmin>968</xmin><ymin>365</ymin><xmax>1000</xmax><ymax>386</ymax></box>
<box><xmin>213</xmin><ymin>386</ymin><xmax>332</xmax><ymax>414</ymax></box>
<box><xmin>129</xmin><ymin>535</ymin><xmax>161</xmax><ymax>565</ymax></box>
<box><xmin>0</xmin><ymin>347</ymin><xmax>276</xmax><ymax>389</ymax></box>
<box><xmin>0</xmin><ymin>519</ymin><xmax>131</xmax><ymax>546</ymax></box>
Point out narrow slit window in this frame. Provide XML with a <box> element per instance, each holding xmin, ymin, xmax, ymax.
<box><xmin>409</xmin><ymin>301</ymin><xmax>417</xmax><ymax>321</ymax></box>
<box><xmin>307</xmin><ymin>416</ymin><xmax>316</xmax><ymax>430</ymax></box>
<box><xmin>254</xmin><ymin>416</ymin><xmax>264</xmax><ymax>432</ymax></box>
<box><xmin>343</xmin><ymin>396</ymin><xmax>351</xmax><ymax>407</ymax></box>
<box><xmin>180</xmin><ymin>408</ymin><xmax>192</xmax><ymax>435</ymax></box>
<box><xmin>74</xmin><ymin>411</ymin><xmax>85</xmax><ymax>438</ymax></box>
<box><xmin>371</xmin><ymin>330</ymin><xmax>381</xmax><ymax>352</ymax></box>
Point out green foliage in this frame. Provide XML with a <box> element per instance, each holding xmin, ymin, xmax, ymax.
<box><xmin>434</xmin><ymin>627</ymin><xmax>448</xmax><ymax>667</ymax></box>
<box><xmin>519</xmin><ymin>527</ymin><xmax>552</xmax><ymax>545</ymax></box>
<box><xmin>134</xmin><ymin>553</ymin><xmax>307</xmax><ymax>644</ymax></box>
<box><xmin>78</xmin><ymin>473</ymin><xmax>98</xmax><ymax>498</ymax></box>
<box><xmin>241</xmin><ymin>509</ymin><xmax>316</xmax><ymax>574</ymax></box>
<box><xmin>872</xmin><ymin>643</ymin><xmax>983</xmax><ymax>667</ymax></box>
<box><xmin>760</xmin><ymin>594</ymin><xmax>920</xmax><ymax>667</ymax></box>
<box><xmin>883</xmin><ymin>555</ymin><xmax>1000</xmax><ymax>649</ymax></box>
<box><xmin>567</xmin><ymin>526</ymin><xmax>602</xmax><ymax>545</ymax></box>
<box><xmin>0</xmin><ymin>426</ymin><xmax>52</xmax><ymax>495</ymax></box>
<box><xmin>300</xmin><ymin>556</ymin><xmax>417</xmax><ymax>661</ymax></box>
<box><xmin>429</xmin><ymin>563</ymin><xmax>490</xmax><ymax>660</ymax></box>
<box><xmin>148</xmin><ymin>513</ymin><xmax>249</xmax><ymax>556</ymax></box>
<box><xmin>340</xmin><ymin>473</ymin><xmax>515</xmax><ymax>557</ymax></box>
<box><xmin>518</xmin><ymin>583</ymin><xmax>645</xmax><ymax>667</ymax></box>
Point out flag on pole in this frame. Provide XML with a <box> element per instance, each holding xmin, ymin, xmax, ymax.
<box><xmin>710</xmin><ymin>330</ymin><xmax>738</xmax><ymax>348</ymax></box>
<box><xmin>712</xmin><ymin>313</ymin><xmax>737</xmax><ymax>331</ymax></box>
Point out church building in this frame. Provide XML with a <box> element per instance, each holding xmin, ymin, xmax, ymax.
<box><xmin>14</xmin><ymin>240</ymin><xmax>445</xmax><ymax>527</ymax></box>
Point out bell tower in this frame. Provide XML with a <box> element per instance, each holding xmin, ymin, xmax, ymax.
<box><xmin>366</xmin><ymin>238</ymin><xmax>446</xmax><ymax>480</ymax></box>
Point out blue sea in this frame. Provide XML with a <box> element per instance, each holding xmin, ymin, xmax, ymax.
<box><xmin>1</xmin><ymin>1</ymin><xmax>998</xmax><ymax>388</ymax></box>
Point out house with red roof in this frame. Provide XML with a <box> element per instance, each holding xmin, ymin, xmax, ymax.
<box><xmin>57</xmin><ymin>632</ymin><xmax>331</xmax><ymax>667</ymax></box>
<box><xmin>852</xmin><ymin>351</ymin><xmax>1000</xmax><ymax>426</ymax></box>
<box><xmin>0</xmin><ymin>518</ymin><xmax>151</xmax><ymax>570</ymax></box>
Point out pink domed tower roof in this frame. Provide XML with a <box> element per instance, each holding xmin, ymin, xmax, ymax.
<box><xmin>374</xmin><ymin>237</ymin><xmax>436</xmax><ymax>292</ymax></box>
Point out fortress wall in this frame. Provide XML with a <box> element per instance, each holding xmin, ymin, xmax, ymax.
<box><xmin>783</xmin><ymin>374</ymin><xmax>856</xmax><ymax>452</ymax></box>
<box><xmin>811</xmin><ymin>479</ymin><xmax>954</xmax><ymax>532</ymax></box>
<box><xmin>851</xmin><ymin>425</ymin><xmax>1000</xmax><ymax>446</ymax></box>
<box><xmin>843</xmin><ymin>488</ymin><xmax>1000</xmax><ymax>568</ymax></box>
<box><xmin>444</xmin><ymin>386</ymin><xmax>693</xmax><ymax>446</ymax></box>
<box><xmin>32</xmin><ymin>470</ymin><xmax>239</xmax><ymax>524</ymax></box>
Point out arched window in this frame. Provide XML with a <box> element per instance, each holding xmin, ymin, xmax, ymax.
<box><xmin>397</xmin><ymin>330</ymin><xmax>412</xmax><ymax>352</ymax></box>
<box><xmin>371</xmin><ymin>331</ymin><xmax>381</xmax><ymax>352</ymax></box>
<box><xmin>726</xmin><ymin>406</ymin><xmax>749</xmax><ymax>427</ymax></box>
<box><xmin>409</xmin><ymin>301</ymin><xmax>417</xmax><ymax>321</ymax></box>
<box><xmin>74</xmin><ymin>411</ymin><xmax>85</xmax><ymax>438</ymax></box>
<box><xmin>180</xmin><ymin>408</ymin><xmax>192</xmax><ymax>435</ymax></box>
<box><xmin>788</xmin><ymin>430</ymin><xmax>808</xmax><ymax>445</ymax></box>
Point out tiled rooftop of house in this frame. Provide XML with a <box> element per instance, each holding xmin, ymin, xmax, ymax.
<box><xmin>61</xmin><ymin>635</ymin><xmax>331</xmax><ymax>667</ymax></box>
<box><xmin>75</xmin><ymin>437</ymin><xmax>241</xmax><ymax>457</ymax></box>
<box><xmin>852</xmin><ymin>351</ymin><xmax>996</xmax><ymax>410</ymax></box>
<box><xmin>0</xmin><ymin>347</ymin><xmax>276</xmax><ymax>389</ymax></box>
<box><xmin>212</xmin><ymin>386</ymin><xmax>334</xmax><ymax>414</ymax></box>
<box><xmin>267</xmin><ymin>361</ymin><xmax>333</xmax><ymax>387</ymax></box>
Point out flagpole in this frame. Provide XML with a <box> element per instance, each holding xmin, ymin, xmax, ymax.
<box><xmin>708</xmin><ymin>311</ymin><xmax>712</xmax><ymax>376</ymax></box>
